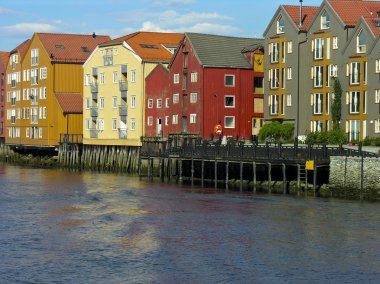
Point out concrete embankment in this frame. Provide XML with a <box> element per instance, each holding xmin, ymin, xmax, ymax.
<box><xmin>329</xmin><ymin>156</ymin><xmax>380</xmax><ymax>200</ymax></box>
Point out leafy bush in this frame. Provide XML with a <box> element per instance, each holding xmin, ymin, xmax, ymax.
<box><xmin>259</xmin><ymin>121</ymin><xmax>294</xmax><ymax>143</ymax></box>
<box><xmin>305</xmin><ymin>129</ymin><xmax>347</xmax><ymax>145</ymax></box>
<box><xmin>362</xmin><ymin>137</ymin><xmax>380</xmax><ymax>146</ymax></box>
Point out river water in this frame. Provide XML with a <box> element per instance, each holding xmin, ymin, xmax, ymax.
<box><xmin>0</xmin><ymin>164</ymin><xmax>380</xmax><ymax>284</ymax></box>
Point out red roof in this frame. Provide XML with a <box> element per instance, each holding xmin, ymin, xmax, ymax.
<box><xmin>363</xmin><ymin>15</ymin><xmax>380</xmax><ymax>36</ymax></box>
<box><xmin>106</xmin><ymin>31</ymin><xmax>183</xmax><ymax>62</ymax></box>
<box><xmin>328</xmin><ymin>0</ymin><xmax>380</xmax><ymax>27</ymax></box>
<box><xmin>37</xmin><ymin>33</ymin><xmax>111</xmax><ymax>63</ymax></box>
<box><xmin>283</xmin><ymin>5</ymin><xmax>320</xmax><ymax>31</ymax></box>
<box><xmin>10</xmin><ymin>39</ymin><xmax>31</xmax><ymax>59</ymax></box>
<box><xmin>0</xmin><ymin>52</ymin><xmax>9</xmax><ymax>67</ymax></box>
<box><xmin>55</xmin><ymin>93</ymin><xmax>83</xmax><ymax>114</ymax></box>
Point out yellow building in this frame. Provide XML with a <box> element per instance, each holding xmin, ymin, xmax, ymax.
<box><xmin>83</xmin><ymin>32</ymin><xmax>182</xmax><ymax>147</ymax></box>
<box><xmin>5</xmin><ymin>32</ymin><xmax>110</xmax><ymax>150</ymax></box>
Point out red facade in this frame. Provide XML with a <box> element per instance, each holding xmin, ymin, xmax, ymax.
<box><xmin>167</xmin><ymin>35</ymin><xmax>264</xmax><ymax>140</ymax></box>
<box><xmin>0</xmin><ymin>52</ymin><xmax>9</xmax><ymax>143</ymax></box>
<box><xmin>145</xmin><ymin>64</ymin><xmax>170</xmax><ymax>137</ymax></box>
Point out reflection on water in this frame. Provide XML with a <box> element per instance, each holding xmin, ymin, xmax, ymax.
<box><xmin>0</xmin><ymin>164</ymin><xmax>380</xmax><ymax>284</ymax></box>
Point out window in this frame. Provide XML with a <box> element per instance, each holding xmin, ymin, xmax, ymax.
<box><xmin>375</xmin><ymin>119</ymin><xmax>380</xmax><ymax>133</ymax></box>
<box><xmin>100</xmin><ymin>73</ymin><xmax>105</xmax><ymax>84</ymax></box>
<box><xmin>270</xmin><ymin>42</ymin><xmax>279</xmax><ymax>63</ymax></box>
<box><xmin>314</xmin><ymin>66</ymin><xmax>324</xmax><ymax>87</ymax></box>
<box><xmin>225</xmin><ymin>75</ymin><xmax>235</xmax><ymax>87</ymax></box>
<box><xmin>314</xmin><ymin>38</ymin><xmax>324</xmax><ymax>60</ymax></box>
<box><xmin>287</xmin><ymin>41</ymin><xmax>293</xmax><ymax>53</ymax></box>
<box><xmin>26</xmin><ymin>127</ymin><xmax>29</xmax><ymax>138</ymax></box>
<box><xmin>40</xmin><ymin>67</ymin><xmax>47</xmax><ymax>80</ymax></box>
<box><xmin>31</xmin><ymin>69</ymin><xmax>38</xmax><ymax>85</ymax></box>
<box><xmin>190</xmin><ymin>93</ymin><xmax>197</xmax><ymax>103</ymax></box>
<box><xmin>131</xmin><ymin>95</ymin><xmax>136</xmax><ymax>108</ymax></box>
<box><xmin>326</xmin><ymin>93</ymin><xmax>330</xmax><ymax>114</ymax></box>
<box><xmin>224</xmin><ymin>95</ymin><xmax>235</xmax><ymax>108</ymax></box>
<box><xmin>281</xmin><ymin>42</ymin><xmax>286</xmax><ymax>63</ymax></box>
<box><xmin>112</xmin><ymin>119</ymin><xmax>117</xmax><ymax>130</ymax></box>
<box><xmin>277</xmin><ymin>16</ymin><xmax>285</xmax><ymax>34</ymax></box>
<box><xmin>375</xmin><ymin>89</ymin><xmax>380</xmax><ymax>103</ymax></box>
<box><xmin>350</xmin><ymin>91</ymin><xmax>360</xmax><ymax>114</ymax></box>
<box><xmin>85</xmin><ymin>74</ymin><xmax>90</xmax><ymax>86</ymax></box>
<box><xmin>287</xmin><ymin>67</ymin><xmax>292</xmax><ymax>80</ymax></box>
<box><xmin>357</xmin><ymin>30</ymin><xmax>366</xmax><ymax>53</ymax></box>
<box><xmin>85</xmin><ymin>98</ymin><xmax>90</xmax><ymax>109</ymax></box>
<box><xmin>31</xmin><ymin>48</ymin><xmax>39</xmax><ymax>66</ymax></box>
<box><xmin>148</xmin><ymin>99</ymin><xmax>153</xmax><ymax>108</ymax></box>
<box><xmin>165</xmin><ymin>116</ymin><xmax>169</xmax><ymax>126</ymax></box>
<box><xmin>147</xmin><ymin>116</ymin><xmax>153</xmax><ymax>126</ymax></box>
<box><xmin>269</xmin><ymin>95</ymin><xmax>279</xmax><ymax>115</ymax></box>
<box><xmin>113</xmin><ymin>48</ymin><xmax>118</xmax><ymax>55</ymax></box>
<box><xmin>39</xmin><ymin>128</ymin><xmax>43</xmax><ymax>139</ymax></box>
<box><xmin>173</xmin><ymin>73</ymin><xmax>180</xmax><ymax>84</ymax></box>
<box><xmin>100</xmin><ymin>97</ymin><xmax>105</xmax><ymax>109</ymax></box>
<box><xmin>191</xmin><ymin>72</ymin><xmax>198</xmax><ymax>82</ymax></box>
<box><xmin>112</xmin><ymin>96</ymin><xmax>117</xmax><ymax>108</ymax></box>
<box><xmin>157</xmin><ymin>99</ymin><xmax>162</xmax><ymax>108</ymax></box>
<box><xmin>332</xmin><ymin>36</ymin><xmax>338</xmax><ymax>49</ymax></box>
<box><xmin>172</xmin><ymin>114</ymin><xmax>178</xmax><ymax>124</ymax></box>
<box><xmin>113</xmin><ymin>71</ymin><xmax>118</xmax><ymax>84</ymax></box>
<box><xmin>190</xmin><ymin>114</ymin><xmax>196</xmax><ymax>124</ymax></box>
<box><xmin>313</xmin><ymin>93</ymin><xmax>323</xmax><ymax>114</ymax></box>
<box><xmin>182</xmin><ymin>72</ymin><xmax>187</xmax><ymax>90</ymax></box>
<box><xmin>270</xmin><ymin>68</ymin><xmax>279</xmax><ymax>89</ymax></box>
<box><xmin>321</xmin><ymin>11</ymin><xmax>330</xmax><ymax>29</ymax></box>
<box><xmin>350</xmin><ymin>62</ymin><xmax>360</xmax><ymax>85</ymax></box>
<box><xmin>286</xmin><ymin>94</ymin><xmax>292</xmax><ymax>106</ymax></box>
<box><xmin>376</xmin><ymin>59</ymin><xmax>380</xmax><ymax>73</ymax></box>
<box><xmin>165</xmin><ymin>98</ymin><xmax>170</xmax><ymax>108</ymax></box>
<box><xmin>311</xmin><ymin>121</ymin><xmax>323</xmax><ymax>132</ymax></box>
<box><xmin>130</xmin><ymin>118</ymin><xmax>136</xmax><ymax>131</ymax></box>
<box><xmin>173</xmin><ymin>93</ymin><xmax>179</xmax><ymax>104</ymax></box>
<box><xmin>225</xmin><ymin>116</ymin><xmax>235</xmax><ymax>128</ymax></box>
<box><xmin>330</xmin><ymin>64</ymin><xmax>338</xmax><ymax>77</ymax></box>
<box><xmin>131</xmin><ymin>70</ymin><xmax>136</xmax><ymax>82</ymax></box>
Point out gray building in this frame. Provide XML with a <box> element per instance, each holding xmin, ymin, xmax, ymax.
<box><xmin>264</xmin><ymin>0</ymin><xmax>380</xmax><ymax>141</ymax></box>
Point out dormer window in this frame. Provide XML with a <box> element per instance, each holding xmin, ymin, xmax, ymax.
<box><xmin>277</xmin><ymin>16</ymin><xmax>285</xmax><ymax>34</ymax></box>
<box><xmin>357</xmin><ymin>30</ymin><xmax>366</xmax><ymax>53</ymax></box>
<box><xmin>321</xmin><ymin>11</ymin><xmax>330</xmax><ymax>29</ymax></box>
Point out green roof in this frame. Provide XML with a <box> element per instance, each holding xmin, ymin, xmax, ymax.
<box><xmin>186</xmin><ymin>33</ymin><xmax>264</xmax><ymax>69</ymax></box>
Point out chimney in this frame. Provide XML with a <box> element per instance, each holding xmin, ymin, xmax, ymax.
<box><xmin>92</xmin><ymin>32</ymin><xmax>96</xmax><ymax>39</ymax></box>
<box><xmin>299</xmin><ymin>0</ymin><xmax>303</xmax><ymax>28</ymax></box>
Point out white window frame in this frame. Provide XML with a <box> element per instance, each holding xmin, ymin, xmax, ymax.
<box><xmin>130</xmin><ymin>118</ymin><xmax>136</xmax><ymax>131</ymax></box>
<box><xmin>147</xmin><ymin>116</ymin><xmax>153</xmax><ymax>126</ymax></box>
<box><xmin>190</xmin><ymin>114</ymin><xmax>196</xmax><ymax>124</ymax></box>
<box><xmin>224</xmin><ymin>95</ymin><xmax>235</xmax><ymax>108</ymax></box>
<box><xmin>350</xmin><ymin>62</ymin><xmax>360</xmax><ymax>85</ymax></box>
<box><xmin>40</xmin><ymin>67</ymin><xmax>47</xmax><ymax>80</ymax></box>
<box><xmin>270</xmin><ymin>42</ymin><xmax>279</xmax><ymax>63</ymax></box>
<box><xmin>191</xmin><ymin>72</ymin><xmax>198</xmax><ymax>83</ymax></box>
<box><xmin>224</xmin><ymin>116</ymin><xmax>235</xmax><ymax>129</ymax></box>
<box><xmin>85</xmin><ymin>98</ymin><xmax>90</xmax><ymax>109</ymax></box>
<box><xmin>165</xmin><ymin>116</ymin><xmax>170</xmax><ymax>126</ymax></box>
<box><xmin>332</xmin><ymin>36</ymin><xmax>338</xmax><ymax>49</ymax></box>
<box><xmin>173</xmin><ymin>73</ymin><xmax>180</xmax><ymax>84</ymax></box>
<box><xmin>99</xmin><ymin>97</ymin><xmax>105</xmax><ymax>109</ymax></box>
<box><xmin>357</xmin><ymin>30</ymin><xmax>366</xmax><ymax>53</ymax></box>
<box><xmin>112</xmin><ymin>118</ymin><xmax>117</xmax><ymax>130</ymax></box>
<box><xmin>350</xmin><ymin>91</ymin><xmax>360</xmax><ymax>114</ymax></box>
<box><xmin>131</xmin><ymin>70</ymin><xmax>136</xmax><ymax>83</ymax></box>
<box><xmin>286</xmin><ymin>94</ymin><xmax>292</xmax><ymax>106</ymax></box>
<box><xmin>156</xmin><ymin>99</ymin><xmax>162</xmax><ymax>108</ymax></box>
<box><xmin>165</xmin><ymin>98</ymin><xmax>170</xmax><ymax>108</ymax></box>
<box><xmin>375</xmin><ymin>119</ymin><xmax>380</xmax><ymax>133</ymax></box>
<box><xmin>190</xmin><ymin>93</ymin><xmax>197</xmax><ymax>103</ymax></box>
<box><xmin>321</xmin><ymin>11</ymin><xmax>330</xmax><ymax>30</ymax></box>
<box><xmin>112</xmin><ymin>96</ymin><xmax>117</xmax><ymax>108</ymax></box>
<box><xmin>148</xmin><ymin>99</ymin><xmax>153</xmax><ymax>108</ymax></box>
<box><xmin>287</xmin><ymin>41</ymin><xmax>293</xmax><ymax>53</ymax></box>
<box><xmin>173</xmin><ymin>93</ymin><xmax>179</xmax><ymax>104</ymax></box>
<box><xmin>314</xmin><ymin>38</ymin><xmax>324</xmax><ymax>60</ymax></box>
<box><xmin>131</xmin><ymin>95</ymin><xmax>136</xmax><ymax>108</ymax></box>
<box><xmin>224</xmin><ymin>75</ymin><xmax>235</xmax><ymax>87</ymax></box>
<box><xmin>375</xmin><ymin>90</ymin><xmax>380</xmax><ymax>103</ymax></box>
<box><xmin>270</xmin><ymin>68</ymin><xmax>279</xmax><ymax>89</ymax></box>
<box><xmin>313</xmin><ymin>93</ymin><xmax>323</xmax><ymax>115</ymax></box>
<box><xmin>314</xmin><ymin>66</ymin><xmax>323</xmax><ymax>87</ymax></box>
<box><xmin>287</xmin><ymin>67</ymin><xmax>292</xmax><ymax>80</ymax></box>
<box><xmin>277</xmin><ymin>16</ymin><xmax>285</xmax><ymax>34</ymax></box>
<box><xmin>172</xmin><ymin>114</ymin><xmax>178</xmax><ymax>125</ymax></box>
<box><xmin>113</xmin><ymin>71</ymin><xmax>118</xmax><ymax>84</ymax></box>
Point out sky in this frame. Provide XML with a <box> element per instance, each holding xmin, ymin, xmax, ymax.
<box><xmin>0</xmin><ymin>0</ymin><xmax>323</xmax><ymax>51</ymax></box>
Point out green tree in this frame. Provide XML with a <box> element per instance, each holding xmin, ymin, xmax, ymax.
<box><xmin>332</xmin><ymin>78</ymin><xmax>342</xmax><ymax>130</ymax></box>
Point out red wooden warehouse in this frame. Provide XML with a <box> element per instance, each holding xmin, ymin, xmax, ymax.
<box><xmin>167</xmin><ymin>33</ymin><xmax>264</xmax><ymax>140</ymax></box>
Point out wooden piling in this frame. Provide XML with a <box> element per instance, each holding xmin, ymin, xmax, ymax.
<box><xmin>239</xmin><ymin>161</ymin><xmax>243</xmax><ymax>192</ymax></box>
<box><xmin>282</xmin><ymin>163</ymin><xmax>287</xmax><ymax>195</ymax></box>
<box><xmin>214</xmin><ymin>160</ymin><xmax>218</xmax><ymax>188</ymax></box>
<box><xmin>201</xmin><ymin>159</ymin><xmax>204</xmax><ymax>187</ymax></box>
<box><xmin>268</xmin><ymin>162</ymin><xmax>272</xmax><ymax>194</ymax></box>
<box><xmin>253</xmin><ymin>162</ymin><xmax>257</xmax><ymax>193</ymax></box>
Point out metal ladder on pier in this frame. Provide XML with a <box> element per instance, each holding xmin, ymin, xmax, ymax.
<box><xmin>297</xmin><ymin>164</ymin><xmax>308</xmax><ymax>191</ymax></box>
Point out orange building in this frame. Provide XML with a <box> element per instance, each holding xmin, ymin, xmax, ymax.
<box><xmin>5</xmin><ymin>33</ymin><xmax>110</xmax><ymax>150</ymax></box>
<box><xmin>0</xmin><ymin>51</ymin><xmax>10</xmax><ymax>143</ymax></box>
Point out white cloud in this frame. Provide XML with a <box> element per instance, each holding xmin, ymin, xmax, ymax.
<box><xmin>140</xmin><ymin>21</ymin><xmax>174</xmax><ymax>33</ymax></box>
<box><xmin>2</xmin><ymin>23</ymin><xmax>61</xmax><ymax>37</ymax></box>
<box><xmin>185</xmin><ymin>23</ymin><xmax>240</xmax><ymax>35</ymax></box>
<box><xmin>144</xmin><ymin>0</ymin><xmax>194</xmax><ymax>7</ymax></box>
<box><xmin>0</xmin><ymin>7</ymin><xmax>16</xmax><ymax>15</ymax></box>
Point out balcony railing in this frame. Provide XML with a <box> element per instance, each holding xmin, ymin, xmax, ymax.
<box><xmin>90</xmin><ymin>107</ymin><xmax>98</xmax><ymax>117</ymax></box>
<box><xmin>90</xmin><ymin>129</ymin><xmax>98</xmax><ymax>139</ymax></box>
<box><xmin>119</xmin><ymin>128</ymin><xmax>127</xmax><ymax>139</ymax></box>
<box><xmin>119</xmin><ymin>80</ymin><xmax>128</xmax><ymax>92</ymax></box>
<box><xmin>119</xmin><ymin>106</ymin><xmax>128</xmax><ymax>116</ymax></box>
<box><xmin>91</xmin><ymin>83</ymin><xmax>99</xmax><ymax>93</ymax></box>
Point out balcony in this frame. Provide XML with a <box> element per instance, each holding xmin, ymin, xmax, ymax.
<box><xmin>92</xmin><ymin>67</ymin><xmax>98</xmax><ymax>77</ymax></box>
<box><xmin>90</xmin><ymin>107</ymin><xmax>98</xmax><ymax>117</ymax></box>
<box><xmin>119</xmin><ymin>106</ymin><xmax>128</xmax><ymax>116</ymax></box>
<box><xmin>119</xmin><ymin>128</ymin><xmax>127</xmax><ymax>139</ymax></box>
<box><xmin>91</xmin><ymin>83</ymin><xmax>98</xmax><ymax>93</ymax></box>
<box><xmin>119</xmin><ymin>80</ymin><xmax>128</xmax><ymax>92</ymax></box>
<box><xmin>90</xmin><ymin>129</ymin><xmax>98</xmax><ymax>139</ymax></box>
<box><xmin>121</xmin><ymin>64</ymin><xmax>128</xmax><ymax>75</ymax></box>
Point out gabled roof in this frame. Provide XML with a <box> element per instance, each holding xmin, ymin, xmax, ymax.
<box><xmin>0</xmin><ymin>52</ymin><xmax>10</xmax><ymax>67</ymax></box>
<box><xmin>179</xmin><ymin>33</ymin><xmax>263</xmax><ymax>69</ymax></box>
<box><xmin>10</xmin><ymin>39</ymin><xmax>31</xmax><ymax>58</ymax></box>
<box><xmin>328</xmin><ymin>0</ymin><xmax>380</xmax><ymax>27</ymax></box>
<box><xmin>105</xmin><ymin>31</ymin><xmax>183</xmax><ymax>62</ymax></box>
<box><xmin>283</xmin><ymin>5</ymin><xmax>320</xmax><ymax>31</ymax></box>
<box><xmin>363</xmin><ymin>15</ymin><xmax>380</xmax><ymax>37</ymax></box>
<box><xmin>55</xmin><ymin>93</ymin><xmax>83</xmax><ymax>114</ymax></box>
<box><xmin>37</xmin><ymin>33</ymin><xmax>110</xmax><ymax>63</ymax></box>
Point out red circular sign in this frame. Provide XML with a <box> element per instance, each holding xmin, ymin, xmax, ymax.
<box><xmin>214</xmin><ymin>124</ymin><xmax>222</xmax><ymax>136</ymax></box>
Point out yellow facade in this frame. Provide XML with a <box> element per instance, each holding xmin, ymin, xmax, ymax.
<box><xmin>83</xmin><ymin>43</ymin><xmax>160</xmax><ymax>147</ymax></box>
<box><xmin>5</xmin><ymin>34</ymin><xmax>84</xmax><ymax>148</ymax></box>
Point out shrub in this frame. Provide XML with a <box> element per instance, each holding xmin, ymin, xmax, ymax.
<box><xmin>259</xmin><ymin>121</ymin><xmax>294</xmax><ymax>143</ymax></box>
<box><xmin>306</xmin><ymin>129</ymin><xmax>347</xmax><ymax>145</ymax></box>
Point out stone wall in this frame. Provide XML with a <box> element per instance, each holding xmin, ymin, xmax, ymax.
<box><xmin>330</xmin><ymin>156</ymin><xmax>380</xmax><ymax>200</ymax></box>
